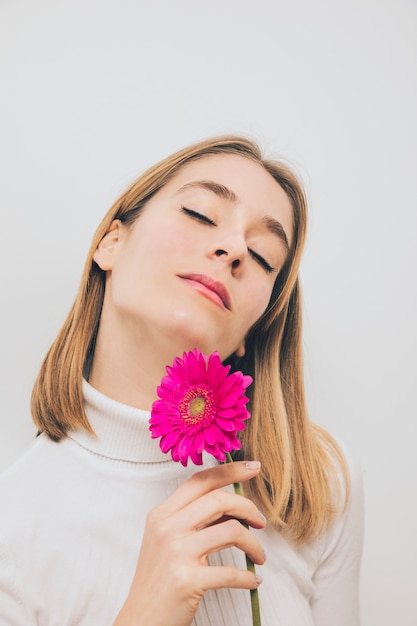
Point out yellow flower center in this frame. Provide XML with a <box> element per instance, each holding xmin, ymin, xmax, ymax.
<box><xmin>188</xmin><ymin>396</ymin><xmax>206</xmax><ymax>416</ymax></box>
<box><xmin>179</xmin><ymin>385</ymin><xmax>214</xmax><ymax>425</ymax></box>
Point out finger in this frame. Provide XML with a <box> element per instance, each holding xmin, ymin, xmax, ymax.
<box><xmin>159</xmin><ymin>461</ymin><xmax>261</xmax><ymax>516</ymax></box>
<box><xmin>190</xmin><ymin>518</ymin><xmax>266</xmax><ymax>566</ymax></box>
<box><xmin>194</xmin><ymin>564</ymin><xmax>263</xmax><ymax>592</ymax></box>
<box><xmin>174</xmin><ymin>488</ymin><xmax>266</xmax><ymax>532</ymax></box>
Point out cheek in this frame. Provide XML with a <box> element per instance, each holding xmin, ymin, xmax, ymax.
<box><xmin>243</xmin><ymin>282</ymin><xmax>273</xmax><ymax>328</ymax></box>
<box><xmin>144</xmin><ymin>219</ymin><xmax>192</xmax><ymax>258</ymax></box>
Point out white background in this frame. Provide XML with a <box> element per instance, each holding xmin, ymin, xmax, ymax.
<box><xmin>0</xmin><ymin>0</ymin><xmax>416</xmax><ymax>624</ymax></box>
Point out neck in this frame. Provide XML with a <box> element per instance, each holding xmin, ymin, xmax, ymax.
<box><xmin>88</xmin><ymin>310</ymin><xmax>198</xmax><ymax>411</ymax></box>
<box><xmin>89</xmin><ymin>352</ymin><xmax>161</xmax><ymax>411</ymax></box>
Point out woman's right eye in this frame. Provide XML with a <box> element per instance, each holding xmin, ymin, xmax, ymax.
<box><xmin>181</xmin><ymin>206</ymin><xmax>216</xmax><ymax>226</ymax></box>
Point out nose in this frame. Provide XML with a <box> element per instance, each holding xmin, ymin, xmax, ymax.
<box><xmin>208</xmin><ymin>231</ymin><xmax>247</xmax><ymax>274</ymax></box>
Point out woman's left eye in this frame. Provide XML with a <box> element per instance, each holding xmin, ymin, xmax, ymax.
<box><xmin>248</xmin><ymin>248</ymin><xmax>276</xmax><ymax>274</ymax></box>
<box><xmin>181</xmin><ymin>206</ymin><xmax>216</xmax><ymax>226</ymax></box>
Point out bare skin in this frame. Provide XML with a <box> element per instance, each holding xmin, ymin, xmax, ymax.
<box><xmin>113</xmin><ymin>461</ymin><xmax>266</xmax><ymax>626</ymax></box>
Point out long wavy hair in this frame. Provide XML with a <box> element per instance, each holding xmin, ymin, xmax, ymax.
<box><xmin>31</xmin><ymin>135</ymin><xmax>347</xmax><ymax>543</ymax></box>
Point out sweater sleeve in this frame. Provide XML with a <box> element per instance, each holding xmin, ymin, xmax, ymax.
<box><xmin>0</xmin><ymin>536</ymin><xmax>33</xmax><ymax>626</ymax></box>
<box><xmin>310</xmin><ymin>446</ymin><xmax>365</xmax><ymax>626</ymax></box>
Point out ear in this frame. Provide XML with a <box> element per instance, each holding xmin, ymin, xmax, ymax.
<box><xmin>235</xmin><ymin>342</ymin><xmax>245</xmax><ymax>358</ymax></box>
<box><xmin>93</xmin><ymin>220</ymin><xmax>122</xmax><ymax>271</ymax></box>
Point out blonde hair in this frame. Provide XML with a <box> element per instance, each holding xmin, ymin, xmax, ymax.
<box><xmin>32</xmin><ymin>135</ymin><xmax>347</xmax><ymax>543</ymax></box>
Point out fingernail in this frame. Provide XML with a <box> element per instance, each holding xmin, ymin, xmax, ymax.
<box><xmin>245</xmin><ymin>461</ymin><xmax>261</xmax><ymax>470</ymax></box>
<box><xmin>255</xmin><ymin>574</ymin><xmax>263</xmax><ymax>585</ymax></box>
<box><xmin>258</xmin><ymin>510</ymin><xmax>267</xmax><ymax>523</ymax></box>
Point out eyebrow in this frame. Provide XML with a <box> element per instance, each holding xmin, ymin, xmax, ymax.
<box><xmin>176</xmin><ymin>179</ymin><xmax>290</xmax><ymax>252</ymax></box>
<box><xmin>176</xmin><ymin>180</ymin><xmax>238</xmax><ymax>202</ymax></box>
<box><xmin>261</xmin><ymin>216</ymin><xmax>289</xmax><ymax>252</ymax></box>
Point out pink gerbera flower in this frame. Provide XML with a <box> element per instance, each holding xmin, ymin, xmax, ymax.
<box><xmin>149</xmin><ymin>349</ymin><xmax>253</xmax><ymax>466</ymax></box>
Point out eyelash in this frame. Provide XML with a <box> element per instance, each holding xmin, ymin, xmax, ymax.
<box><xmin>181</xmin><ymin>206</ymin><xmax>276</xmax><ymax>274</ymax></box>
<box><xmin>181</xmin><ymin>206</ymin><xmax>216</xmax><ymax>225</ymax></box>
<box><xmin>248</xmin><ymin>249</ymin><xmax>275</xmax><ymax>273</ymax></box>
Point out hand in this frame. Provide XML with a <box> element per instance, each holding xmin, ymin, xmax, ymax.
<box><xmin>113</xmin><ymin>461</ymin><xmax>266</xmax><ymax>626</ymax></box>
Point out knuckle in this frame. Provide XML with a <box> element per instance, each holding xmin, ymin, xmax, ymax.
<box><xmin>211</xmin><ymin>488</ymin><xmax>226</xmax><ymax>507</ymax></box>
<box><xmin>172</xmin><ymin>565</ymin><xmax>202</xmax><ymax>598</ymax></box>
<box><xmin>174</xmin><ymin>565</ymin><xmax>192</xmax><ymax>588</ymax></box>
<box><xmin>226</xmin><ymin>517</ymin><xmax>245</xmax><ymax>537</ymax></box>
<box><xmin>145</xmin><ymin>506</ymin><xmax>161</xmax><ymax>526</ymax></box>
<box><xmin>166</xmin><ymin>537</ymin><xmax>183</xmax><ymax>560</ymax></box>
<box><xmin>145</xmin><ymin>509</ymin><xmax>171</xmax><ymax>542</ymax></box>
<box><xmin>153</xmin><ymin>519</ymin><xmax>171</xmax><ymax>542</ymax></box>
<box><xmin>188</xmin><ymin>469</ymin><xmax>209</xmax><ymax>488</ymax></box>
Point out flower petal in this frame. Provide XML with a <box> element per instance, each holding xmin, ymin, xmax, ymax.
<box><xmin>190</xmin><ymin>447</ymin><xmax>203</xmax><ymax>465</ymax></box>
<box><xmin>203</xmin><ymin>424</ymin><xmax>217</xmax><ymax>446</ymax></box>
<box><xmin>149</xmin><ymin>349</ymin><xmax>252</xmax><ymax>467</ymax></box>
<box><xmin>215</xmin><ymin>417</ymin><xmax>237</xmax><ymax>432</ymax></box>
<box><xmin>194</xmin><ymin>431</ymin><xmax>205</xmax><ymax>453</ymax></box>
<box><xmin>160</xmin><ymin>430</ymin><xmax>180</xmax><ymax>453</ymax></box>
<box><xmin>178</xmin><ymin>436</ymin><xmax>192</xmax><ymax>466</ymax></box>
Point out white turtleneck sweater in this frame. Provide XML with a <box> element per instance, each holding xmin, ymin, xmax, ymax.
<box><xmin>0</xmin><ymin>381</ymin><xmax>364</xmax><ymax>625</ymax></box>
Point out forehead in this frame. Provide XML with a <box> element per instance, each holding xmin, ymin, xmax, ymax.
<box><xmin>160</xmin><ymin>154</ymin><xmax>294</xmax><ymax>239</ymax></box>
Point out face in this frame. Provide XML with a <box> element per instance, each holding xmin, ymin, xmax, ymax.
<box><xmin>94</xmin><ymin>154</ymin><xmax>293</xmax><ymax>362</ymax></box>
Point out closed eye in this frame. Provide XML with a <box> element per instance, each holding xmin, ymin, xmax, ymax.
<box><xmin>182</xmin><ymin>206</ymin><xmax>276</xmax><ymax>273</ymax></box>
<box><xmin>248</xmin><ymin>248</ymin><xmax>276</xmax><ymax>273</ymax></box>
<box><xmin>181</xmin><ymin>206</ymin><xmax>216</xmax><ymax>226</ymax></box>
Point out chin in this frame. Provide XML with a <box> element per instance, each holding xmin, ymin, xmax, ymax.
<box><xmin>162</xmin><ymin>309</ymin><xmax>234</xmax><ymax>360</ymax></box>
<box><xmin>167</xmin><ymin>326</ymin><xmax>218</xmax><ymax>357</ymax></box>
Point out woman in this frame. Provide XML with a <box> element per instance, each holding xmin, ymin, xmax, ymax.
<box><xmin>0</xmin><ymin>136</ymin><xmax>364</xmax><ymax>625</ymax></box>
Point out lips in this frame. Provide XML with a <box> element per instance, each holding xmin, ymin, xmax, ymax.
<box><xmin>178</xmin><ymin>273</ymin><xmax>231</xmax><ymax>311</ymax></box>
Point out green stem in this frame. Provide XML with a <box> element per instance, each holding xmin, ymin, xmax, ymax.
<box><xmin>225</xmin><ymin>453</ymin><xmax>261</xmax><ymax>626</ymax></box>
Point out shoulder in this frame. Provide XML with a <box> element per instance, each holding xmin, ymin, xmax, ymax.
<box><xmin>314</xmin><ymin>426</ymin><xmax>364</xmax><ymax>514</ymax></box>
<box><xmin>0</xmin><ymin>435</ymin><xmax>50</xmax><ymax>483</ymax></box>
<box><xmin>0</xmin><ymin>435</ymin><xmax>69</xmax><ymax>514</ymax></box>
<box><xmin>319</xmin><ymin>435</ymin><xmax>364</xmax><ymax>565</ymax></box>
<box><xmin>334</xmin><ymin>435</ymin><xmax>364</xmax><ymax>517</ymax></box>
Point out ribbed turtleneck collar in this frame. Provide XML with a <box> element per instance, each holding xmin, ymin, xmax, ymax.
<box><xmin>68</xmin><ymin>379</ymin><xmax>170</xmax><ymax>463</ymax></box>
